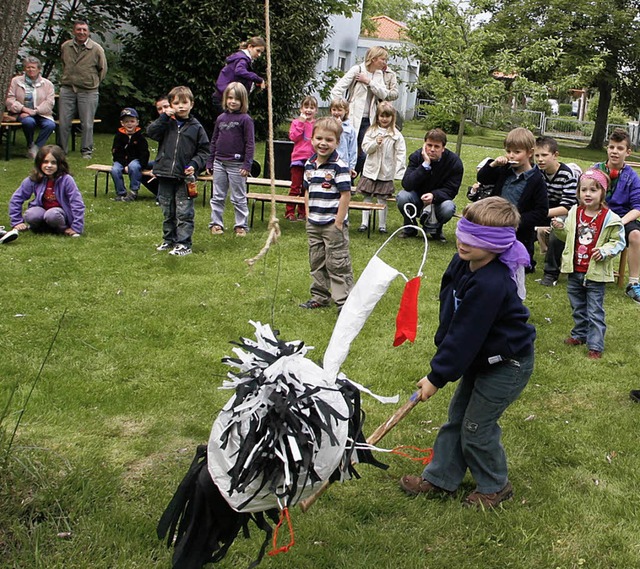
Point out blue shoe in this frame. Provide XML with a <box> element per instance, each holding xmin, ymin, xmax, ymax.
<box><xmin>625</xmin><ymin>283</ymin><xmax>640</xmax><ymax>304</ymax></box>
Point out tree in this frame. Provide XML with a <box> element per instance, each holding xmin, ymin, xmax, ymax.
<box><xmin>123</xmin><ymin>0</ymin><xmax>358</xmax><ymax>137</ymax></box>
<box><xmin>360</xmin><ymin>0</ymin><xmax>416</xmax><ymax>34</ymax></box>
<box><xmin>1</xmin><ymin>0</ymin><xmax>30</xmax><ymax>113</ymax></box>
<box><xmin>475</xmin><ymin>0</ymin><xmax>640</xmax><ymax>149</ymax></box>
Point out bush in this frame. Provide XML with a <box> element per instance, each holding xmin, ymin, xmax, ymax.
<box><xmin>558</xmin><ymin>103</ymin><xmax>572</xmax><ymax>116</ymax></box>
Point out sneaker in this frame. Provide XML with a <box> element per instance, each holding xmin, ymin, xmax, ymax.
<box><xmin>434</xmin><ymin>232</ymin><xmax>447</xmax><ymax>243</ymax></box>
<box><xmin>169</xmin><ymin>244</ymin><xmax>192</xmax><ymax>256</ymax></box>
<box><xmin>630</xmin><ymin>390</ymin><xmax>640</xmax><ymax>403</ymax></box>
<box><xmin>156</xmin><ymin>242</ymin><xmax>173</xmax><ymax>251</ymax></box>
<box><xmin>234</xmin><ymin>227</ymin><xmax>247</xmax><ymax>237</ymax></box>
<box><xmin>399</xmin><ymin>475</ymin><xmax>454</xmax><ymax>497</ymax></box>
<box><xmin>0</xmin><ymin>228</ymin><xmax>19</xmax><ymax>244</ymax></box>
<box><xmin>82</xmin><ymin>154</ymin><xmax>92</xmax><ymax>160</ymax></box>
<box><xmin>27</xmin><ymin>145</ymin><xmax>38</xmax><ymax>159</ymax></box>
<box><xmin>398</xmin><ymin>231</ymin><xmax>417</xmax><ymax>239</ymax></box>
<box><xmin>299</xmin><ymin>299</ymin><xmax>327</xmax><ymax>309</ymax></box>
<box><xmin>463</xmin><ymin>481</ymin><xmax>513</xmax><ymax>509</ymax></box>
<box><xmin>285</xmin><ymin>215</ymin><xmax>296</xmax><ymax>222</ymax></box>
<box><xmin>564</xmin><ymin>337</ymin><xmax>585</xmax><ymax>346</ymax></box>
<box><xmin>379</xmin><ymin>227</ymin><xmax>388</xmax><ymax>234</ymax></box>
<box><xmin>114</xmin><ymin>194</ymin><xmax>127</xmax><ymax>202</ymax></box>
<box><xmin>540</xmin><ymin>274</ymin><xmax>558</xmax><ymax>287</ymax></box>
<box><xmin>357</xmin><ymin>224</ymin><xmax>367</xmax><ymax>233</ymax></box>
<box><xmin>210</xmin><ymin>225</ymin><xmax>224</xmax><ymax>235</ymax></box>
<box><xmin>587</xmin><ymin>350</ymin><xmax>602</xmax><ymax>359</ymax></box>
<box><xmin>625</xmin><ymin>283</ymin><xmax>640</xmax><ymax>304</ymax></box>
<box><xmin>296</xmin><ymin>214</ymin><xmax>306</xmax><ymax>222</ymax></box>
<box><xmin>123</xmin><ymin>191</ymin><xmax>137</xmax><ymax>202</ymax></box>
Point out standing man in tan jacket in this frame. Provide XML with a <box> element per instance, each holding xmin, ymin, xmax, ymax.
<box><xmin>58</xmin><ymin>19</ymin><xmax>107</xmax><ymax>159</ymax></box>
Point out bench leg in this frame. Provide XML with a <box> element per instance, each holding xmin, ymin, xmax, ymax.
<box><xmin>94</xmin><ymin>173</ymin><xmax>99</xmax><ymax>197</ymax></box>
<box><xmin>250</xmin><ymin>200</ymin><xmax>256</xmax><ymax>228</ymax></box>
<box><xmin>2</xmin><ymin>127</ymin><xmax>10</xmax><ymax>162</ymax></box>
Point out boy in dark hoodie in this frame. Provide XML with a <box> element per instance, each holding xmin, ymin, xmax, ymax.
<box><xmin>111</xmin><ymin>107</ymin><xmax>149</xmax><ymax>202</ymax></box>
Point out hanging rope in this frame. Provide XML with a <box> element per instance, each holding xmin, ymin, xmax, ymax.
<box><xmin>245</xmin><ymin>0</ymin><xmax>281</xmax><ymax>266</ymax></box>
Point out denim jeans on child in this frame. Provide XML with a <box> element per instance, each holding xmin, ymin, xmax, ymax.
<box><xmin>422</xmin><ymin>354</ymin><xmax>534</xmax><ymax>494</ymax></box>
<box><xmin>111</xmin><ymin>159</ymin><xmax>143</xmax><ymax>196</ymax></box>
<box><xmin>157</xmin><ymin>178</ymin><xmax>195</xmax><ymax>247</ymax></box>
<box><xmin>567</xmin><ymin>272</ymin><xmax>606</xmax><ymax>352</ymax></box>
<box><xmin>209</xmin><ymin>160</ymin><xmax>249</xmax><ymax>230</ymax></box>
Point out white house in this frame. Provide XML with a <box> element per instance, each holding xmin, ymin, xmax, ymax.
<box><xmin>313</xmin><ymin>14</ymin><xmax>420</xmax><ymax>120</ymax></box>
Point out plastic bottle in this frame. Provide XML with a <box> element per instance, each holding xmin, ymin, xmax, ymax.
<box><xmin>185</xmin><ymin>171</ymin><xmax>198</xmax><ymax>198</ymax></box>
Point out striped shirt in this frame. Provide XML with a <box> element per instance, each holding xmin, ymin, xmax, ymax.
<box><xmin>304</xmin><ymin>151</ymin><xmax>351</xmax><ymax>225</ymax></box>
<box><xmin>543</xmin><ymin>162</ymin><xmax>578</xmax><ymax>210</ymax></box>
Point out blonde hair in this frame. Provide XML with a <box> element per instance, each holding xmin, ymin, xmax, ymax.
<box><xmin>372</xmin><ymin>101</ymin><xmax>396</xmax><ymax>132</ymax></box>
<box><xmin>300</xmin><ymin>95</ymin><xmax>318</xmax><ymax>111</ymax></box>
<box><xmin>168</xmin><ymin>85</ymin><xmax>194</xmax><ymax>104</ymax></box>
<box><xmin>504</xmin><ymin>127</ymin><xmax>536</xmax><ymax>152</ymax></box>
<box><xmin>313</xmin><ymin>116</ymin><xmax>342</xmax><ymax>142</ymax></box>
<box><xmin>365</xmin><ymin>46</ymin><xmax>389</xmax><ymax>69</ymax></box>
<box><xmin>462</xmin><ymin>196</ymin><xmax>520</xmax><ymax>228</ymax></box>
<box><xmin>239</xmin><ymin>36</ymin><xmax>266</xmax><ymax>49</ymax></box>
<box><xmin>223</xmin><ymin>82</ymin><xmax>248</xmax><ymax>113</ymax></box>
<box><xmin>330</xmin><ymin>98</ymin><xmax>350</xmax><ymax>119</ymax></box>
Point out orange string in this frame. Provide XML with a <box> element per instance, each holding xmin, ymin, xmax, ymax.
<box><xmin>391</xmin><ymin>446</ymin><xmax>434</xmax><ymax>465</ymax></box>
<box><xmin>267</xmin><ymin>507</ymin><xmax>295</xmax><ymax>557</ymax></box>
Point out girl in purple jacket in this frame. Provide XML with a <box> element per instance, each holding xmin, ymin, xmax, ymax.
<box><xmin>9</xmin><ymin>145</ymin><xmax>85</xmax><ymax>236</ymax></box>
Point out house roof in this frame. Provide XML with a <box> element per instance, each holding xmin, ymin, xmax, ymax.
<box><xmin>364</xmin><ymin>15</ymin><xmax>407</xmax><ymax>41</ymax></box>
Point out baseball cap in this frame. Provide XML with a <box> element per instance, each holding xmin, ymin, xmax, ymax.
<box><xmin>120</xmin><ymin>107</ymin><xmax>139</xmax><ymax>119</ymax></box>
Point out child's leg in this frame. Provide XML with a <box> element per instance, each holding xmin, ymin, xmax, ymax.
<box><xmin>306</xmin><ymin>223</ymin><xmax>331</xmax><ymax>306</ymax></box>
<box><xmin>584</xmin><ymin>280</ymin><xmax>606</xmax><ymax>352</ymax></box>
<box><xmin>23</xmin><ymin>206</ymin><xmax>47</xmax><ymax>231</ymax></box>
<box><xmin>157</xmin><ymin>178</ymin><xmax>178</xmax><ymax>245</ymax></box>
<box><xmin>361</xmin><ymin>195</ymin><xmax>373</xmax><ymax>227</ymax></box>
<box><xmin>325</xmin><ymin>223</ymin><xmax>353</xmax><ymax>307</ymax></box>
<box><xmin>377</xmin><ymin>196</ymin><xmax>388</xmax><ymax>230</ymax></box>
<box><xmin>127</xmin><ymin>159</ymin><xmax>143</xmax><ymax>192</ymax></box>
<box><xmin>111</xmin><ymin>162</ymin><xmax>127</xmax><ymax>197</ymax></box>
<box><xmin>286</xmin><ymin>166</ymin><xmax>304</xmax><ymax>220</ymax></box>
<box><xmin>175</xmin><ymin>180</ymin><xmax>195</xmax><ymax>248</ymax></box>
<box><xmin>566</xmin><ymin>272</ymin><xmax>588</xmax><ymax>342</ymax></box>
<box><xmin>227</xmin><ymin>161</ymin><xmax>250</xmax><ymax>229</ymax></box>
<box><xmin>42</xmin><ymin>207</ymin><xmax>67</xmax><ymax>233</ymax></box>
<box><xmin>209</xmin><ymin>160</ymin><xmax>230</xmax><ymax>229</ymax></box>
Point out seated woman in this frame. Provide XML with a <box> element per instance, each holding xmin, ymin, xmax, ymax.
<box><xmin>9</xmin><ymin>145</ymin><xmax>85</xmax><ymax>237</ymax></box>
<box><xmin>5</xmin><ymin>56</ymin><xmax>56</xmax><ymax>158</ymax></box>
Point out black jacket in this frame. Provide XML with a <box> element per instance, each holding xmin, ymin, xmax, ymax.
<box><xmin>146</xmin><ymin>113</ymin><xmax>209</xmax><ymax>179</ymax></box>
<box><xmin>111</xmin><ymin>127</ymin><xmax>149</xmax><ymax>169</ymax></box>
<box><xmin>401</xmin><ymin>148</ymin><xmax>464</xmax><ymax>204</ymax></box>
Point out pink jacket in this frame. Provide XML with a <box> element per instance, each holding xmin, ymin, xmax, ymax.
<box><xmin>288</xmin><ymin>119</ymin><xmax>315</xmax><ymax>164</ymax></box>
<box><xmin>5</xmin><ymin>74</ymin><xmax>56</xmax><ymax>122</ymax></box>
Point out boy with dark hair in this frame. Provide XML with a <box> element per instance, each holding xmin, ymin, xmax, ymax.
<box><xmin>594</xmin><ymin>128</ymin><xmax>640</xmax><ymax>303</ymax></box>
<box><xmin>400</xmin><ymin>196</ymin><xmax>535</xmax><ymax>509</ymax></box>
<box><xmin>397</xmin><ymin>127</ymin><xmax>464</xmax><ymax>241</ymax></box>
<box><xmin>299</xmin><ymin>117</ymin><xmax>353</xmax><ymax>312</ymax></box>
<box><xmin>477</xmin><ymin>127</ymin><xmax>548</xmax><ymax>271</ymax></box>
<box><xmin>534</xmin><ymin>135</ymin><xmax>579</xmax><ymax>285</ymax></box>
<box><xmin>147</xmin><ymin>86</ymin><xmax>209</xmax><ymax>256</ymax></box>
<box><xmin>111</xmin><ymin>107</ymin><xmax>149</xmax><ymax>202</ymax></box>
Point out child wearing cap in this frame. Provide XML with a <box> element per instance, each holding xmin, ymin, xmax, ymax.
<box><xmin>111</xmin><ymin>107</ymin><xmax>150</xmax><ymax>202</ymax></box>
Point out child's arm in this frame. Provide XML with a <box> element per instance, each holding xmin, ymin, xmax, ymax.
<box><xmin>206</xmin><ymin>121</ymin><xmax>220</xmax><ymax>173</ymax></box>
<box><xmin>9</xmin><ymin>178</ymin><xmax>35</xmax><ymax>229</ymax></box>
<box><xmin>395</xmin><ymin>132</ymin><xmax>407</xmax><ymax>180</ymax></box>
<box><xmin>346</xmin><ymin>127</ymin><xmax>358</xmax><ymax>173</ymax></box>
<box><xmin>62</xmin><ymin>175</ymin><xmax>85</xmax><ymax>235</ymax></box>
<box><xmin>112</xmin><ymin>134</ymin><xmax>126</xmax><ymax>165</ymax></box>
<box><xmin>146</xmin><ymin>113</ymin><xmax>171</xmax><ymax>142</ymax></box>
<box><xmin>138</xmin><ymin>135</ymin><xmax>150</xmax><ymax>169</ymax></box>
<box><xmin>288</xmin><ymin>119</ymin><xmax>306</xmax><ymax>143</ymax></box>
<box><xmin>360</xmin><ymin>129</ymin><xmax>379</xmax><ymax>154</ymax></box>
<box><xmin>334</xmin><ymin>189</ymin><xmax>350</xmax><ymax>230</ymax></box>
<box><xmin>594</xmin><ymin>218</ymin><xmax>626</xmax><ymax>261</ymax></box>
<box><xmin>242</xmin><ymin>116</ymin><xmax>255</xmax><ymax>175</ymax></box>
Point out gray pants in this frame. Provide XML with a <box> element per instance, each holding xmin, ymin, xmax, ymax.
<box><xmin>24</xmin><ymin>206</ymin><xmax>67</xmax><ymax>233</ymax></box>
<box><xmin>58</xmin><ymin>86</ymin><xmax>99</xmax><ymax>155</ymax></box>
<box><xmin>209</xmin><ymin>160</ymin><xmax>249</xmax><ymax>230</ymax></box>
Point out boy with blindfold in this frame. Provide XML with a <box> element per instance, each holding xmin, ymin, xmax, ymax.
<box><xmin>400</xmin><ymin>197</ymin><xmax>536</xmax><ymax>509</ymax></box>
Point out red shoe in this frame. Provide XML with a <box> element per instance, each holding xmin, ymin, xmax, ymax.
<box><xmin>587</xmin><ymin>350</ymin><xmax>602</xmax><ymax>359</ymax></box>
<box><xmin>564</xmin><ymin>337</ymin><xmax>584</xmax><ymax>346</ymax></box>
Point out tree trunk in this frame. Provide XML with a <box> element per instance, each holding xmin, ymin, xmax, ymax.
<box><xmin>455</xmin><ymin>111</ymin><xmax>465</xmax><ymax>156</ymax></box>
<box><xmin>587</xmin><ymin>79</ymin><xmax>612</xmax><ymax>150</ymax></box>
<box><xmin>0</xmin><ymin>0</ymin><xmax>30</xmax><ymax>114</ymax></box>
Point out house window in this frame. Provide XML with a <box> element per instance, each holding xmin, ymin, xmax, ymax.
<box><xmin>337</xmin><ymin>51</ymin><xmax>349</xmax><ymax>72</ymax></box>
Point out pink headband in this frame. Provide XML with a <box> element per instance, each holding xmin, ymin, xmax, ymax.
<box><xmin>581</xmin><ymin>169</ymin><xmax>609</xmax><ymax>191</ymax></box>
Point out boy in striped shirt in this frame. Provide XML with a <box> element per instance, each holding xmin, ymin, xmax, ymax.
<box><xmin>299</xmin><ymin>117</ymin><xmax>353</xmax><ymax>312</ymax></box>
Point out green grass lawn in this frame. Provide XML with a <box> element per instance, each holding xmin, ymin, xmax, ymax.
<box><xmin>1</xmin><ymin>124</ymin><xmax>639</xmax><ymax>569</ymax></box>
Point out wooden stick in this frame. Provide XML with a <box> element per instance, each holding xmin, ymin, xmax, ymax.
<box><xmin>299</xmin><ymin>391</ymin><xmax>421</xmax><ymax>513</ymax></box>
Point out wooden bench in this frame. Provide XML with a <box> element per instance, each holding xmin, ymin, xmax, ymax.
<box><xmin>86</xmin><ymin>164</ymin><xmax>153</xmax><ymax>197</ymax></box>
<box><xmin>1</xmin><ymin>118</ymin><xmax>102</xmax><ymax>161</ymax></box>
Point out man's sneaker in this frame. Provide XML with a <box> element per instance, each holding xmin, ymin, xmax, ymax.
<box><xmin>156</xmin><ymin>242</ymin><xmax>173</xmax><ymax>251</ymax></box>
<box><xmin>629</xmin><ymin>390</ymin><xmax>640</xmax><ymax>403</ymax></box>
<box><xmin>540</xmin><ymin>274</ymin><xmax>558</xmax><ymax>287</ymax></box>
<box><xmin>357</xmin><ymin>224</ymin><xmax>367</xmax><ymax>233</ymax></box>
<box><xmin>398</xmin><ymin>231</ymin><xmax>417</xmax><ymax>239</ymax></box>
<box><xmin>463</xmin><ymin>481</ymin><xmax>513</xmax><ymax>509</ymax></box>
<box><xmin>169</xmin><ymin>244</ymin><xmax>192</xmax><ymax>256</ymax></box>
<box><xmin>123</xmin><ymin>191</ymin><xmax>137</xmax><ymax>202</ymax></box>
<box><xmin>299</xmin><ymin>299</ymin><xmax>327</xmax><ymax>309</ymax></box>
<box><xmin>115</xmin><ymin>194</ymin><xmax>127</xmax><ymax>202</ymax></box>
<box><xmin>0</xmin><ymin>227</ymin><xmax>19</xmax><ymax>244</ymax></box>
<box><xmin>625</xmin><ymin>283</ymin><xmax>640</xmax><ymax>304</ymax></box>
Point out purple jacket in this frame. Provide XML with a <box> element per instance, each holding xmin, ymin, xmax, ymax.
<box><xmin>594</xmin><ymin>161</ymin><xmax>640</xmax><ymax>217</ymax></box>
<box><xmin>207</xmin><ymin>111</ymin><xmax>255</xmax><ymax>171</ymax></box>
<box><xmin>215</xmin><ymin>51</ymin><xmax>264</xmax><ymax>99</ymax></box>
<box><xmin>10</xmin><ymin>174</ymin><xmax>86</xmax><ymax>234</ymax></box>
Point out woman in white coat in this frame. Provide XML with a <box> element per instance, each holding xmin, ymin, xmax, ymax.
<box><xmin>330</xmin><ymin>46</ymin><xmax>398</xmax><ymax>173</ymax></box>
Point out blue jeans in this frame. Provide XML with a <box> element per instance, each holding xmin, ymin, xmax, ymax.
<box><xmin>396</xmin><ymin>189</ymin><xmax>456</xmax><ymax>235</ymax></box>
<box><xmin>157</xmin><ymin>178</ymin><xmax>195</xmax><ymax>247</ymax></box>
<box><xmin>58</xmin><ymin>86</ymin><xmax>99</xmax><ymax>155</ymax></box>
<box><xmin>567</xmin><ymin>272</ymin><xmax>606</xmax><ymax>352</ymax></box>
<box><xmin>111</xmin><ymin>160</ymin><xmax>143</xmax><ymax>196</ymax></box>
<box><xmin>19</xmin><ymin>115</ymin><xmax>55</xmax><ymax>148</ymax></box>
<box><xmin>423</xmin><ymin>354</ymin><xmax>534</xmax><ymax>494</ymax></box>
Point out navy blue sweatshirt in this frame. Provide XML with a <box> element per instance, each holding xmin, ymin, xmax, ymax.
<box><xmin>427</xmin><ymin>255</ymin><xmax>535</xmax><ymax>388</ymax></box>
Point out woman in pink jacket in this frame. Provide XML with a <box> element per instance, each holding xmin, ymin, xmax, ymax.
<box><xmin>5</xmin><ymin>56</ymin><xmax>56</xmax><ymax>158</ymax></box>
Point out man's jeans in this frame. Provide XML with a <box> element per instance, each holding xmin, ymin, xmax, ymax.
<box><xmin>396</xmin><ymin>189</ymin><xmax>456</xmax><ymax>235</ymax></box>
<box><xmin>58</xmin><ymin>86</ymin><xmax>99</xmax><ymax>155</ymax></box>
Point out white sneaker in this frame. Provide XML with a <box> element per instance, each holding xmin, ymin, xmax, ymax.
<box><xmin>0</xmin><ymin>228</ymin><xmax>19</xmax><ymax>244</ymax></box>
<box><xmin>28</xmin><ymin>145</ymin><xmax>38</xmax><ymax>159</ymax></box>
<box><xmin>169</xmin><ymin>244</ymin><xmax>192</xmax><ymax>256</ymax></box>
<box><xmin>156</xmin><ymin>242</ymin><xmax>172</xmax><ymax>251</ymax></box>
